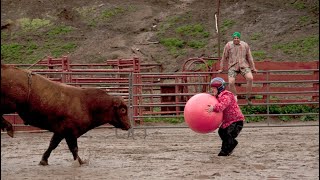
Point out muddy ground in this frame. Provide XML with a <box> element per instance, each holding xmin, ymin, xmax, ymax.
<box><xmin>1</xmin><ymin>122</ymin><xmax>319</xmax><ymax>180</ymax></box>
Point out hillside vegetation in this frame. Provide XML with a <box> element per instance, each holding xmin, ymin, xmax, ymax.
<box><xmin>1</xmin><ymin>0</ymin><xmax>319</xmax><ymax>72</ymax></box>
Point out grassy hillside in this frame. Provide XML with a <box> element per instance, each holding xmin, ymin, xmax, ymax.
<box><xmin>1</xmin><ymin>0</ymin><xmax>319</xmax><ymax>71</ymax></box>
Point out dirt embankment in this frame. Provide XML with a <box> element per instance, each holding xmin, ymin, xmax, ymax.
<box><xmin>1</xmin><ymin>0</ymin><xmax>319</xmax><ymax>71</ymax></box>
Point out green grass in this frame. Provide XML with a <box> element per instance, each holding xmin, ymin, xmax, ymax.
<box><xmin>297</xmin><ymin>15</ymin><xmax>319</xmax><ymax>26</ymax></box>
<box><xmin>252</xmin><ymin>50</ymin><xmax>269</xmax><ymax>61</ymax></box>
<box><xmin>159</xmin><ymin>38</ymin><xmax>186</xmax><ymax>57</ymax></box>
<box><xmin>141</xmin><ymin>104</ymin><xmax>318</xmax><ymax>124</ymax></box>
<box><xmin>75</xmin><ymin>5</ymin><xmax>133</xmax><ymax>27</ymax></box>
<box><xmin>187</xmin><ymin>40</ymin><xmax>206</xmax><ymax>49</ymax></box>
<box><xmin>1</xmin><ymin>31</ymin><xmax>9</xmax><ymax>39</ymax></box>
<box><xmin>160</xmin><ymin>38</ymin><xmax>185</xmax><ymax>48</ymax></box>
<box><xmin>1</xmin><ymin>43</ymin><xmax>24</xmax><ymax>62</ymax></box>
<box><xmin>272</xmin><ymin>35</ymin><xmax>319</xmax><ymax>57</ymax></box>
<box><xmin>220</xmin><ymin>19</ymin><xmax>235</xmax><ymax>33</ymax></box>
<box><xmin>175</xmin><ymin>24</ymin><xmax>210</xmax><ymax>38</ymax></box>
<box><xmin>157</xmin><ymin>12</ymin><xmax>193</xmax><ymax>35</ymax></box>
<box><xmin>18</xmin><ymin>18</ymin><xmax>52</xmax><ymax>31</ymax></box>
<box><xmin>50</xmin><ymin>43</ymin><xmax>77</xmax><ymax>57</ymax></box>
<box><xmin>157</xmin><ymin>16</ymin><xmax>180</xmax><ymax>36</ymax></box>
<box><xmin>291</xmin><ymin>0</ymin><xmax>306</xmax><ymax>10</ymax></box>
<box><xmin>101</xmin><ymin>7</ymin><xmax>125</xmax><ymax>20</ymax></box>
<box><xmin>250</xmin><ymin>32</ymin><xmax>262</xmax><ymax>40</ymax></box>
<box><xmin>47</xmin><ymin>25</ymin><xmax>74</xmax><ymax>36</ymax></box>
<box><xmin>144</xmin><ymin>117</ymin><xmax>184</xmax><ymax>124</ymax></box>
<box><xmin>242</xmin><ymin>104</ymin><xmax>319</xmax><ymax>123</ymax></box>
<box><xmin>1</xmin><ymin>41</ymin><xmax>78</xmax><ymax>64</ymax></box>
<box><xmin>157</xmin><ymin>13</ymin><xmax>211</xmax><ymax>56</ymax></box>
<box><xmin>1</xmin><ymin>17</ymin><xmax>79</xmax><ymax>64</ymax></box>
<box><xmin>299</xmin><ymin>16</ymin><xmax>309</xmax><ymax>24</ymax></box>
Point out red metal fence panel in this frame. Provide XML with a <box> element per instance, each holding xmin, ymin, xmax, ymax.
<box><xmin>3</xmin><ymin>57</ymin><xmax>319</xmax><ymax>131</ymax></box>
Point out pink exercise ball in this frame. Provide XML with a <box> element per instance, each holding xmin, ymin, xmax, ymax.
<box><xmin>184</xmin><ymin>93</ymin><xmax>223</xmax><ymax>134</ymax></box>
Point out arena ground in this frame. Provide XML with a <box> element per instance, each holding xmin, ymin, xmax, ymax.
<box><xmin>1</xmin><ymin>122</ymin><xmax>319</xmax><ymax>180</ymax></box>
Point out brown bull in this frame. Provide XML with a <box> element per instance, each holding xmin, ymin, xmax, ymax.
<box><xmin>1</xmin><ymin>64</ymin><xmax>131</xmax><ymax>166</ymax></box>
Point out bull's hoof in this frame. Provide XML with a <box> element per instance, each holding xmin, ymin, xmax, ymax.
<box><xmin>39</xmin><ymin>160</ymin><xmax>48</xmax><ymax>166</ymax></box>
<box><xmin>71</xmin><ymin>158</ymin><xmax>86</xmax><ymax>167</ymax></box>
<box><xmin>77</xmin><ymin>157</ymin><xmax>86</xmax><ymax>165</ymax></box>
<box><xmin>7</xmin><ymin>129</ymin><xmax>14</xmax><ymax>138</ymax></box>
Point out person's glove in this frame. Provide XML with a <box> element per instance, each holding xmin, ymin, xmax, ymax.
<box><xmin>206</xmin><ymin>105</ymin><xmax>214</xmax><ymax>113</ymax></box>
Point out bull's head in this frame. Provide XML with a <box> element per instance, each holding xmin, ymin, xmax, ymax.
<box><xmin>111</xmin><ymin>97</ymin><xmax>131</xmax><ymax>130</ymax></box>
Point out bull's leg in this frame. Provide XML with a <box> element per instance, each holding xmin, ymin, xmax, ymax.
<box><xmin>1</xmin><ymin>116</ymin><xmax>14</xmax><ymax>138</ymax></box>
<box><xmin>65</xmin><ymin>136</ymin><xmax>85</xmax><ymax>165</ymax></box>
<box><xmin>39</xmin><ymin>133</ymin><xmax>63</xmax><ymax>166</ymax></box>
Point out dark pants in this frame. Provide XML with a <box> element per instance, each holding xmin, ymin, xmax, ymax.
<box><xmin>218</xmin><ymin>121</ymin><xmax>243</xmax><ymax>154</ymax></box>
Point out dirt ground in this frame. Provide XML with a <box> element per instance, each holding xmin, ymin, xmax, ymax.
<box><xmin>1</xmin><ymin>122</ymin><xmax>319</xmax><ymax>180</ymax></box>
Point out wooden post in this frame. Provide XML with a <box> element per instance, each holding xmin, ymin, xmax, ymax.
<box><xmin>216</xmin><ymin>0</ymin><xmax>221</xmax><ymax>60</ymax></box>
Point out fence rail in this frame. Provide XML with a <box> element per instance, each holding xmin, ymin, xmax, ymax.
<box><xmin>3</xmin><ymin>59</ymin><xmax>319</xmax><ymax>133</ymax></box>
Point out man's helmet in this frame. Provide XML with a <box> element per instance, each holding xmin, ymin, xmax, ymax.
<box><xmin>210</xmin><ymin>77</ymin><xmax>226</xmax><ymax>94</ymax></box>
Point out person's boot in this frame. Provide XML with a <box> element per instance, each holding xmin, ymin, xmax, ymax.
<box><xmin>218</xmin><ymin>150</ymin><xmax>229</xmax><ymax>156</ymax></box>
<box><xmin>218</xmin><ymin>142</ymin><xmax>231</xmax><ymax>156</ymax></box>
<box><xmin>228</xmin><ymin>140</ymin><xmax>238</xmax><ymax>156</ymax></box>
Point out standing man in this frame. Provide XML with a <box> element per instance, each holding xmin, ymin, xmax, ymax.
<box><xmin>217</xmin><ymin>32</ymin><xmax>258</xmax><ymax>104</ymax></box>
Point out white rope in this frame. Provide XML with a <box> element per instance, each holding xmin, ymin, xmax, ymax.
<box><xmin>215</xmin><ymin>13</ymin><xmax>219</xmax><ymax>33</ymax></box>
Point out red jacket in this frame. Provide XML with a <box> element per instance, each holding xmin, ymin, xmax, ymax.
<box><xmin>213</xmin><ymin>90</ymin><xmax>245</xmax><ymax>129</ymax></box>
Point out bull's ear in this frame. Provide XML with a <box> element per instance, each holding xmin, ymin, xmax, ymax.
<box><xmin>113</xmin><ymin>97</ymin><xmax>122</xmax><ymax>107</ymax></box>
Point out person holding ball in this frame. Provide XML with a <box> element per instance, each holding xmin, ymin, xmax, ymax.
<box><xmin>206</xmin><ymin>77</ymin><xmax>245</xmax><ymax>156</ymax></box>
